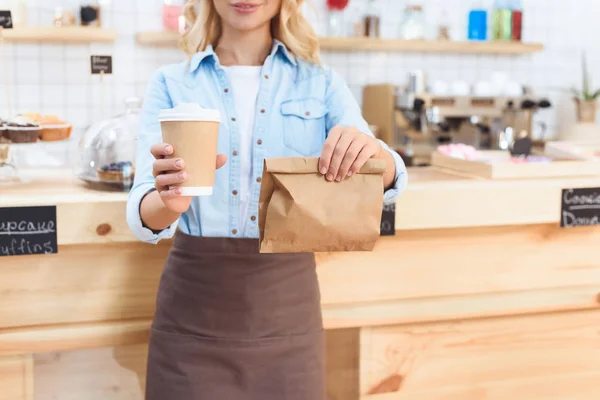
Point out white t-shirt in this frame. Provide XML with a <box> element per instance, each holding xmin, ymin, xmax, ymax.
<box><xmin>223</xmin><ymin>66</ymin><xmax>261</xmax><ymax>233</ymax></box>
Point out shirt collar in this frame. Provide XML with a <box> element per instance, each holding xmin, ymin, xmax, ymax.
<box><xmin>187</xmin><ymin>39</ymin><xmax>297</xmax><ymax>73</ymax></box>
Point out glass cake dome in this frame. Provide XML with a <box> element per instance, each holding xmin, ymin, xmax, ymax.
<box><xmin>76</xmin><ymin>97</ymin><xmax>141</xmax><ymax>191</ymax></box>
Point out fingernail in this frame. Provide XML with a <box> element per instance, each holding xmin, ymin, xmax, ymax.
<box><xmin>178</xmin><ymin>172</ymin><xmax>186</xmax><ymax>180</ymax></box>
<box><xmin>335</xmin><ymin>176</ymin><xmax>342</xmax><ymax>182</ymax></box>
<box><xmin>347</xmin><ymin>171</ymin><xmax>353</xmax><ymax>177</ymax></box>
<box><xmin>326</xmin><ymin>174</ymin><xmax>334</xmax><ymax>181</ymax></box>
<box><xmin>174</xmin><ymin>187</ymin><xmax>181</xmax><ymax>195</ymax></box>
<box><xmin>175</xmin><ymin>159</ymin><xmax>183</xmax><ymax>168</ymax></box>
<box><xmin>320</xmin><ymin>167</ymin><xmax>327</xmax><ymax>175</ymax></box>
<box><xmin>165</xmin><ymin>145</ymin><xmax>173</xmax><ymax>153</ymax></box>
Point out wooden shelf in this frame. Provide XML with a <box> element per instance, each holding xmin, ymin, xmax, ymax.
<box><xmin>136</xmin><ymin>31</ymin><xmax>543</xmax><ymax>55</ymax></box>
<box><xmin>136</xmin><ymin>31</ymin><xmax>180</xmax><ymax>47</ymax></box>
<box><xmin>319</xmin><ymin>36</ymin><xmax>544</xmax><ymax>54</ymax></box>
<box><xmin>1</xmin><ymin>26</ymin><xmax>118</xmax><ymax>43</ymax></box>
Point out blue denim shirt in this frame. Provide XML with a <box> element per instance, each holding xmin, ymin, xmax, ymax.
<box><xmin>127</xmin><ymin>41</ymin><xmax>407</xmax><ymax>244</ymax></box>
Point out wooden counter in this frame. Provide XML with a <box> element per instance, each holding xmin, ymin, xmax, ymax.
<box><xmin>1</xmin><ymin>167</ymin><xmax>600</xmax><ymax>399</ymax></box>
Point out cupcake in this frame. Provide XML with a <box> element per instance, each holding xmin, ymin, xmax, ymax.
<box><xmin>40</xmin><ymin>115</ymin><xmax>72</xmax><ymax>142</ymax></box>
<box><xmin>6</xmin><ymin>116</ymin><xmax>41</xmax><ymax>143</ymax></box>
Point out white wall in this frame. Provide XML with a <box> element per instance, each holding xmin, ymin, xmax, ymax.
<box><xmin>2</xmin><ymin>0</ymin><xmax>599</xmax><ymax>165</ymax></box>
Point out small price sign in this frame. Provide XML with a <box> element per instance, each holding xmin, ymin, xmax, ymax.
<box><xmin>380</xmin><ymin>203</ymin><xmax>396</xmax><ymax>236</ymax></box>
<box><xmin>0</xmin><ymin>11</ymin><xmax>13</xmax><ymax>29</ymax></box>
<box><xmin>561</xmin><ymin>188</ymin><xmax>600</xmax><ymax>228</ymax></box>
<box><xmin>0</xmin><ymin>206</ymin><xmax>58</xmax><ymax>257</ymax></box>
<box><xmin>90</xmin><ymin>55</ymin><xmax>113</xmax><ymax>75</ymax></box>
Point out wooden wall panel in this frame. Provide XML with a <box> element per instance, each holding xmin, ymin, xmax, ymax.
<box><xmin>0</xmin><ymin>242</ymin><xmax>169</xmax><ymax>330</ymax></box>
<box><xmin>33</xmin><ymin>345</ymin><xmax>147</xmax><ymax>400</ymax></box>
<box><xmin>326</xmin><ymin>329</ymin><xmax>360</xmax><ymax>400</ymax></box>
<box><xmin>317</xmin><ymin>225</ymin><xmax>600</xmax><ymax>306</ymax></box>
<box><xmin>0</xmin><ymin>320</ymin><xmax>151</xmax><ymax>357</ymax></box>
<box><xmin>0</xmin><ymin>355</ymin><xmax>33</xmax><ymax>400</ymax></box>
<box><xmin>359</xmin><ymin>310</ymin><xmax>600</xmax><ymax>399</ymax></box>
<box><xmin>56</xmin><ymin>202</ymin><xmax>135</xmax><ymax>245</ymax></box>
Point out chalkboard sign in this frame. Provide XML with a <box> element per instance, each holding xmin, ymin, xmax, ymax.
<box><xmin>0</xmin><ymin>206</ymin><xmax>58</xmax><ymax>257</ymax></box>
<box><xmin>380</xmin><ymin>203</ymin><xmax>396</xmax><ymax>236</ymax></box>
<box><xmin>0</xmin><ymin>10</ymin><xmax>13</xmax><ymax>29</ymax></box>
<box><xmin>90</xmin><ymin>55</ymin><xmax>112</xmax><ymax>74</ymax></box>
<box><xmin>561</xmin><ymin>188</ymin><xmax>600</xmax><ymax>228</ymax></box>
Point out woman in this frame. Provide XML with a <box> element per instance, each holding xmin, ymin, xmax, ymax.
<box><xmin>127</xmin><ymin>0</ymin><xmax>407</xmax><ymax>398</ymax></box>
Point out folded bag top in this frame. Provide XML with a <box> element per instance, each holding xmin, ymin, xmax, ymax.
<box><xmin>259</xmin><ymin>157</ymin><xmax>386</xmax><ymax>254</ymax></box>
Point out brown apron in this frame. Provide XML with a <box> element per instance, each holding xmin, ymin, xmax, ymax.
<box><xmin>145</xmin><ymin>231</ymin><xmax>325</xmax><ymax>400</ymax></box>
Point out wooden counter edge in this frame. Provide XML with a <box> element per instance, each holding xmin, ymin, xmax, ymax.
<box><xmin>3</xmin><ymin>168</ymin><xmax>600</xmax><ymax>245</ymax></box>
<box><xmin>0</xmin><ymin>320</ymin><xmax>152</xmax><ymax>357</ymax></box>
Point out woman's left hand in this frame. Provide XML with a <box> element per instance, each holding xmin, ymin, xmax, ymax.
<box><xmin>318</xmin><ymin>125</ymin><xmax>383</xmax><ymax>182</ymax></box>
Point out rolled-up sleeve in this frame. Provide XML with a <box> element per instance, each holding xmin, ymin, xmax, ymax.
<box><xmin>324</xmin><ymin>66</ymin><xmax>408</xmax><ymax>205</ymax></box>
<box><xmin>127</xmin><ymin>69</ymin><xmax>179</xmax><ymax>244</ymax></box>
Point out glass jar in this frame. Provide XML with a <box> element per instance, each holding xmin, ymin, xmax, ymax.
<box><xmin>400</xmin><ymin>5</ymin><xmax>425</xmax><ymax>40</ymax></box>
<box><xmin>76</xmin><ymin>97</ymin><xmax>141</xmax><ymax>192</ymax></box>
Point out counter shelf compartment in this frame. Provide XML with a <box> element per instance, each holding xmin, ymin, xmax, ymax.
<box><xmin>431</xmin><ymin>149</ymin><xmax>600</xmax><ymax>180</ymax></box>
<box><xmin>0</xmin><ymin>139</ymin><xmax>71</xmax><ymax>185</ymax></box>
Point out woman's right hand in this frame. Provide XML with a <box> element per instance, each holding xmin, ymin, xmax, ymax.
<box><xmin>150</xmin><ymin>143</ymin><xmax>227</xmax><ymax>214</ymax></box>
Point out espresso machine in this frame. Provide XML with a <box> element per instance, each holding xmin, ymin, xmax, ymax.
<box><xmin>362</xmin><ymin>83</ymin><xmax>551</xmax><ymax>166</ymax></box>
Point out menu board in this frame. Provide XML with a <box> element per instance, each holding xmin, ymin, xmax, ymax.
<box><xmin>380</xmin><ymin>203</ymin><xmax>396</xmax><ymax>236</ymax></box>
<box><xmin>0</xmin><ymin>206</ymin><xmax>58</xmax><ymax>256</ymax></box>
<box><xmin>0</xmin><ymin>11</ymin><xmax>13</xmax><ymax>29</ymax></box>
<box><xmin>90</xmin><ymin>55</ymin><xmax>113</xmax><ymax>75</ymax></box>
<box><xmin>561</xmin><ymin>188</ymin><xmax>600</xmax><ymax>228</ymax></box>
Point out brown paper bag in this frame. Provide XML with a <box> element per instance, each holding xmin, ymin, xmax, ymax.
<box><xmin>258</xmin><ymin>157</ymin><xmax>386</xmax><ymax>253</ymax></box>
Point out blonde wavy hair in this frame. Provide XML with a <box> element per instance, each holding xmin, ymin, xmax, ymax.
<box><xmin>180</xmin><ymin>0</ymin><xmax>320</xmax><ymax>64</ymax></box>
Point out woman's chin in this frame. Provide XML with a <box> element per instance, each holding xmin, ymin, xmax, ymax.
<box><xmin>228</xmin><ymin>19</ymin><xmax>267</xmax><ymax>32</ymax></box>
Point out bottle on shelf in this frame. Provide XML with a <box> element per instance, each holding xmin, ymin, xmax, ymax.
<box><xmin>163</xmin><ymin>0</ymin><xmax>183</xmax><ymax>32</ymax></box>
<box><xmin>467</xmin><ymin>1</ymin><xmax>488</xmax><ymax>41</ymax></box>
<box><xmin>326</xmin><ymin>0</ymin><xmax>350</xmax><ymax>37</ymax></box>
<box><xmin>492</xmin><ymin>0</ymin><xmax>512</xmax><ymax>41</ymax></box>
<box><xmin>510</xmin><ymin>0</ymin><xmax>523</xmax><ymax>41</ymax></box>
<box><xmin>363</xmin><ymin>0</ymin><xmax>380</xmax><ymax>38</ymax></box>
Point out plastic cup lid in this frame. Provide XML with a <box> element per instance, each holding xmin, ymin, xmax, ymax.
<box><xmin>159</xmin><ymin>103</ymin><xmax>221</xmax><ymax>123</ymax></box>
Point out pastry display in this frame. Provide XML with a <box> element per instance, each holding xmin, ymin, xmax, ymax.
<box><xmin>0</xmin><ymin>118</ymin><xmax>7</xmax><ymax>141</ymax></box>
<box><xmin>40</xmin><ymin>115</ymin><xmax>73</xmax><ymax>142</ymax></box>
<box><xmin>0</xmin><ymin>113</ymin><xmax>72</xmax><ymax>144</ymax></box>
<box><xmin>97</xmin><ymin>161</ymin><xmax>135</xmax><ymax>182</ymax></box>
<box><xmin>6</xmin><ymin>116</ymin><xmax>41</xmax><ymax>143</ymax></box>
<box><xmin>77</xmin><ymin>97</ymin><xmax>141</xmax><ymax>192</ymax></box>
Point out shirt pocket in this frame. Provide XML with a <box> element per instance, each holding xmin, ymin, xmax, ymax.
<box><xmin>280</xmin><ymin>98</ymin><xmax>327</xmax><ymax>156</ymax></box>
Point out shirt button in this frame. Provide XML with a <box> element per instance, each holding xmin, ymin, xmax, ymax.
<box><xmin>257</xmin><ymin>139</ymin><xmax>263</xmax><ymax>145</ymax></box>
<box><xmin>305</xmin><ymin>111</ymin><xmax>310</xmax><ymax>116</ymax></box>
<box><xmin>232</xmin><ymin>229</ymin><xmax>238</xmax><ymax>235</ymax></box>
<box><xmin>256</xmin><ymin>177</ymin><xmax>262</xmax><ymax>183</ymax></box>
<box><xmin>232</xmin><ymin>190</ymin><xmax>238</xmax><ymax>195</ymax></box>
<box><xmin>250</xmin><ymin>216</ymin><xmax>257</xmax><ymax>222</ymax></box>
<box><xmin>224</xmin><ymin>88</ymin><xmax>229</xmax><ymax>93</ymax></box>
<box><xmin>260</xmin><ymin>109</ymin><xmax>265</xmax><ymax>113</ymax></box>
<box><xmin>264</xmin><ymin>74</ymin><xmax>269</xmax><ymax>79</ymax></box>
<box><xmin>231</xmin><ymin>117</ymin><xmax>236</xmax><ymax>122</ymax></box>
<box><xmin>233</xmin><ymin>150</ymin><xmax>238</xmax><ymax>156</ymax></box>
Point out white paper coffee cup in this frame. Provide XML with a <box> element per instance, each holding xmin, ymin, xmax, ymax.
<box><xmin>158</xmin><ymin>103</ymin><xmax>221</xmax><ymax>197</ymax></box>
